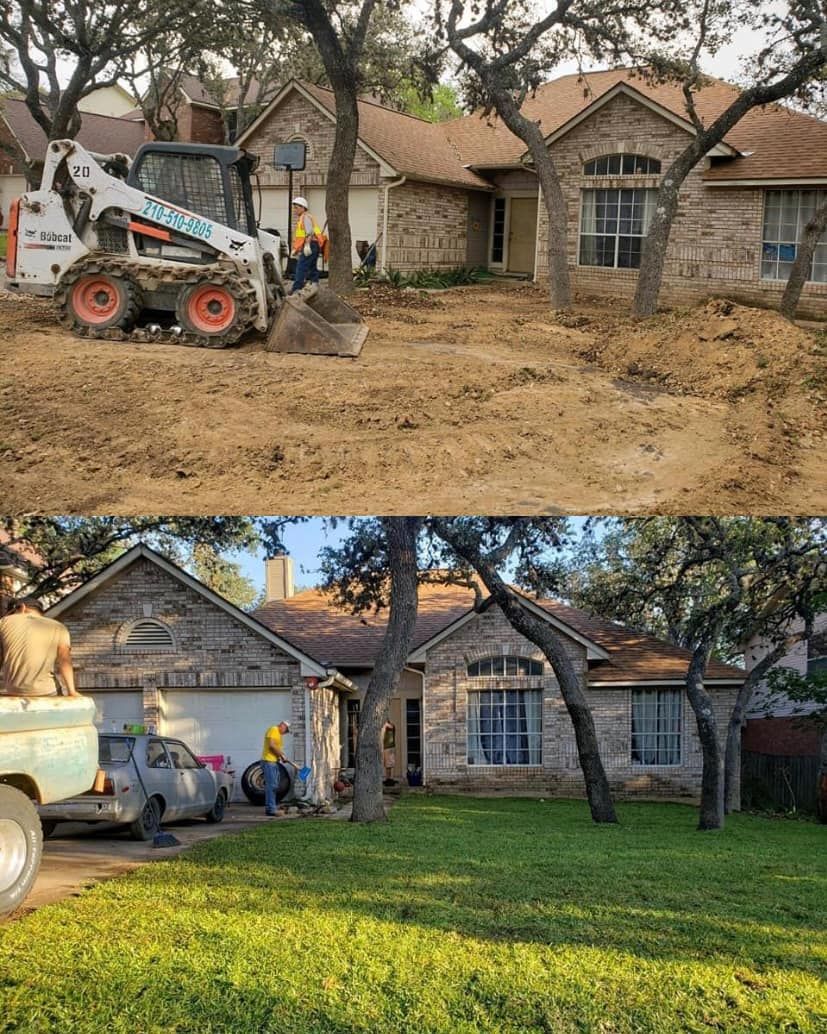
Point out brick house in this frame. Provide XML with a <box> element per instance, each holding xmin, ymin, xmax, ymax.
<box><xmin>236</xmin><ymin>70</ymin><xmax>827</xmax><ymax>316</ymax></box>
<box><xmin>46</xmin><ymin>544</ymin><xmax>354</xmax><ymax>802</ymax></box>
<box><xmin>256</xmin><ymin>570</ymin><xmax>745</xmax><ymax>800</ymax></box>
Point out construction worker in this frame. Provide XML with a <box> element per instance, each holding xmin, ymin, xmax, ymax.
<box><xmin>0</xmin><ymin>596</ymin><xmax>79</xmax><ymax>697</ymax></box>
<box><xmin>290</xmin><ymin>196</ymin><xmax>322</xmax><ymax>295</ymax></box>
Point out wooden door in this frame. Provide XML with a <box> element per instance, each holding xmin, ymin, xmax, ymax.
<box><xmin>507</xmin><ymin>197</ymin><xmax>538</xmax><ymax>274</ymax></box>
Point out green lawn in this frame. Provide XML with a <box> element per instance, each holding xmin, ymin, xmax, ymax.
<box><xmin>1</xmin><ymin>797</ymin><xmax>825</xmax><ymax>1034</ymax></box>
<box><xmin>0</xmin><ymin>231</ymin><xmax>7</xmax><ymax>259</ymax></box>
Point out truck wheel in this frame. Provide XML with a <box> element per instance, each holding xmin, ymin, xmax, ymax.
<box><xmin>65</xmin><ymin>273</ymin><xmax>142</xmax><ymax>331</ymax></box>
<box><xmin>0</xmin><ymin>785</ymin><xmax>43</xmax><ymax>918</ymax></box>
<box><xmin>205</xmin><ymin>791</ymin><xmax>226</xmax><ymax>824</ymax></box>
<box><xmin>241</xmin><ymin>762</ymin><xmax>290</xmax><ymax>806</ymax></box>
<box><xmin>129</xmin><ymin>797</ymin><xmax>160</xmax><ymax>841</ymax></box>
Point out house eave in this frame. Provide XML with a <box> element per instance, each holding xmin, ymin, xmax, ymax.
<box><xmin>703</xmin><ymin>177</ymin><xmax>827</xmax><ymax>187</ymax></box>
<box><xmin>588</xmin><ymin>677</ymin><xmax>745</xmax><ymax>686</ymax></box>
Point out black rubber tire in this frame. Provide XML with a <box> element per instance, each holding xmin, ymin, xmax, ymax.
<box><xmin>0</xmin><ymin>785</ymin><xmax>43</xmax><ymax>918</ymax></box>
<box><xmin>204</xmin><ymin>790</ymin><xmax>226</xmax><ymax>824</ymax></box>
<box><xmin>129</xmin><ymin>797</ymin><xmax>161</xmax><ymax>841</ymax></box>
<box><xmin>63</xmin><ymin>272</ymin><xmax>142</xmax><ymax>331</ymax></box>
<box><xmin>240</xmin><ymin>762</ymin><xmax>290</xmax><ymax>806</ymax></box>
<box><xmin>39</xmin><ymin>819</ymin><xmax>58</xmax><ymax>840</ymax></box>
<box><xmin>175</xmin><ymin>278</ymin><xmax>250</xmax><ymax>344</ymax></box>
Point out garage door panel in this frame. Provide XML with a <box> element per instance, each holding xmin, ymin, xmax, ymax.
<box><xmin>89</xmin><ymin>691</ymin><xmax>143</xmax><ymax>733</ymax></box>
<box><xmin>162</xmin><ymin>690</ymin><xmax>292</xmax><ymax>801</ymax></box>
<box><xmin>260</xmin><ymin>187</ymin><xmax>378</xmax><ymax>266</ymax></box>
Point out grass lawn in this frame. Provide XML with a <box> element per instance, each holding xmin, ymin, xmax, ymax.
<box><xmin>0</xmin><ymin>797</ymin><xmax>825</xmax><ymax>1034</ymax></box>
<box><xmin>0</xmin><ymin>231</ymin><xmax>6</xmax><ymax>259</ymax></box>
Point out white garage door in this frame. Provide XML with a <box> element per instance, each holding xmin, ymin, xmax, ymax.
<box><xmin>0</xmin><ymin>174</ymin><xmax>26</xmax><ymax>225</ymax></box>
<box><xmin>162</xmin><ymin>689</ymin><xmax>292</xmax><ymax>801</ymax></box>
<box><xmin>88</xmin><ymin>691</ymin><xmax>144</xmax><ymax>733</ymax></box>
<box><xmin>258</xmin><ymin>186</ymin><xmax>379</xmax><ymax>266</ymax></box>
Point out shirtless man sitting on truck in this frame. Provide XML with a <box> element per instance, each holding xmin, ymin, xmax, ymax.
<box><xmin>0</xmin><ymin>597</ymin><xmax>79</xmax><ymax>697</ymax></box>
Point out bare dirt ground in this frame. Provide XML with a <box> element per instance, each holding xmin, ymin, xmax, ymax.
<box><xmin>0</xmin><ymin>281</ymin><xmax>824</xmax><ymax>515</ymax></box>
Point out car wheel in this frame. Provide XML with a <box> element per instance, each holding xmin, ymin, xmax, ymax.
<box><xmin>129</xmin><ymin>797</ymin><xmax>160</xmax><ymax>841</ymax></box>
<box><xmin>40</xmin><ymin>819</ymin><xmax>58</xmax><ymax>840</ymax></box>
<box><xmin>0</xmin><ymin>785</ymin><xmax>43</xmax><ymax>918</ymax></box>
<box><xmin>205</xmin><ymin>791</ymin><xmax>226</xmax><ymax>824</ymax></box>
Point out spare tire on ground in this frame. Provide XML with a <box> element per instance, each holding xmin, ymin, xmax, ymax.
<box><xmin>241</xmin><ymin>761</ymin><xmax>290</xmax><ymax>806</ymax></box>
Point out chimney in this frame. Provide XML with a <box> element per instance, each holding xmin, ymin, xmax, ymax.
<box><xmin>265</xmin><ymin>555</ymin><xmax>294</xmax><ymax>602</ymax></box>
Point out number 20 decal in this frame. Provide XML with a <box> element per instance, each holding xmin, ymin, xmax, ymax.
<box><xmin>71</xmin><ymin>164</ymin><xmax>91</xmax><ymax>178</ymax></box>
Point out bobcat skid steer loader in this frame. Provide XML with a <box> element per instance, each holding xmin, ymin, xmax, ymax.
<box><xmin>4</xmin><ymin>139</ymin><xmax>367</xmax><ymax>355</ymax></box>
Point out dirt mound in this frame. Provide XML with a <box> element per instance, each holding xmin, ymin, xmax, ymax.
<box><xmin>583</xmin><ymin>298</ymin><xmax>826</xmax><ymax>404</ymax></box>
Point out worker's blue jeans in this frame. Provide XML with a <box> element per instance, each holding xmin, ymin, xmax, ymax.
<box><xmin>262</xmin><ymin>760</ymin><xmax>281</xmax><ymax>814</ymax></box>
<box><xmin>292</xmin><ymin>241</ymin><xmax>320</xmax><ymax>293</ymax></box>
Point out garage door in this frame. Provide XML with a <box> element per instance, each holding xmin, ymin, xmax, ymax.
<box><xmin>259</xmin><ymin>186</ymin><xmax>379</xmax><ymax>266</ymax></box>
<box><xmin>162</xmin><ymin>689</ymin><xmax>292</xmax><ymax>801</ymax></box>
<box><xmin>88</xmin><ymin>690</ymin><xmax>144</xmax><ymax>733</ymax></box>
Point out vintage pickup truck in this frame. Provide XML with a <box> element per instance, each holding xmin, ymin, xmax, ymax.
<box><xmin>0</xmin><ymin>694</ymin><xmax>99</xmax><ymax>917</ymax></box>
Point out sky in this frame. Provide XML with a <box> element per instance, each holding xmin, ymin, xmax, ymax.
<box><xmin>230</xmin><ymin>517</ymin><xmax>593</xmax><ymax>597</ymax></box>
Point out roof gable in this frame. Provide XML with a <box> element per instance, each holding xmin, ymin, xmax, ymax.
<box><xmin>48</xmin><ymin>543</ymin><xmax>328</xmax><ymax>676</ymax></box>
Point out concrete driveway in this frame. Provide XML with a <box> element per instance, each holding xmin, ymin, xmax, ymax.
<box><xmin>10</xmin><ymin>802</ymin><xmax>337</xmax><ymax>921</ymax></box>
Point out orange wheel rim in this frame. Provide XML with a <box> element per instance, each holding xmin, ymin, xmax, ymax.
<box><xmin>72</xmin><ymin>277</ymin><xmax>121</xmax><ymax>324</ymax></box>
<box><xmin>186</xmin><ymin>285</ymin><xmax>236</xmax><ymax>333</ymax></box>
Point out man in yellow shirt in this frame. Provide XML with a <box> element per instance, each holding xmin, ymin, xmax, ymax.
<box><xmin>261</xmin><ymin>720</ymin><xmax>294</xmax><ymax>816</ymax></box>
<box><xmin>0</xmin><ymin>597</ymin><xmax>79</xmax><ymax>697</ymax></box>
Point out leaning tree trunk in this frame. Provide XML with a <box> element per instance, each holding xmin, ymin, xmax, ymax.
<box><xmin>322</xmin><ymin>81</ymin><xmax>358</xmax><ymax>295</ymax></box>
<box><xmin>351</xmin><ymin>517</ymin><xmax>421</xmax><ymax>823</ymax></box>
<box><xmin>633</xmin><ymin>148</ymin><xmax>700</xmax><ymax>317</ymax></box>
<box><xmin>685</xmin><ymin>642</ymin><xmax>724</xmax><ymax>830</ymax></box>
<box><xmin>430</xmin><ymin>526</ymin><xmax>616</xmax><ymax>823</ymax></box>
<box><xmin>780</xmin><ymin>199</ymin><xmax>827</xmax><ymax>321</ymax></box>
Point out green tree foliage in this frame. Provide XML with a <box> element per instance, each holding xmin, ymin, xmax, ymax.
<box><xmin>189</xmin><ymin>542</ymin><xmax>260</xmax><ymax>611</ymax></box>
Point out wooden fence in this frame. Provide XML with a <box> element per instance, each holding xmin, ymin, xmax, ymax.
<box><xmin>742</xmin><ymin>751</ymin><xmax>820</xmax><ymax>813</ymax></box>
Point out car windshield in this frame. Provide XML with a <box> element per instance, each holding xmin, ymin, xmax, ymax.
<box><xmin>99</xmin><ymin>736</ymin><xmax>134</xmax><ymax>765</ymax></box>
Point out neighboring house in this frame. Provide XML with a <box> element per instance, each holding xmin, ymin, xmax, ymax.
<box><xmin>256</xmin><ymin>566</ymin><xmax>746</xmax><ymax>799</ymax></box>
<box><xmin>743</xmin><ymin>613</ymin><xmax>827</xmax><ymax>757</ymax></box>
<box><xmin>0</xmin><ymin>98</ymin><xmax>146</xmax><ymax>222</ymax></box>
<box><xmin>234</xmin><ymin>70</ymin><xmax>827</xmax><ymax>315</ymax></box>
<box><xmin>77</xmin><ymin>84</ymin><xmax>138</xmax><ymax>119</ymax></box>
<box><xmin>45</xmin><ymin>545</ymin><xmax>353</xmax><ymax>802</ymax></box>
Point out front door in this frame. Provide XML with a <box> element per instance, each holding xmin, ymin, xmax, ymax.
<box><xmin>507</xmin><ymin>197</ymin><xmax>538</xmax><ymax>274</ymax></box>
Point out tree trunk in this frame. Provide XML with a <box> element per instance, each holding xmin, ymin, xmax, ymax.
<box><xmin>430</xmin><ymin>526</ymin><xmax>616</xmax><ymax>823</ymax></box>
<box><xmin>818</xmin><ymin>729</ymin><xmax>827</xmax><ymax>825</ymax></box>
<box><xmin>685</xmin><ymin>642</ymin><xmax>724</xmax><ymax>830</ymax></box>
<box><xmin>351</xmin><ymin>517</ymin><xmax>421</xmax><ymax>823</ymax></box>
<box><xmin>324</xmin><ymin>83</ymin><xmax>358</xmax><ymax>295</ymax></box>
<box><xmin>780</xmin><ymin>199</ymin><xmax>827</xmax><ymax>321</ymax></box>
<box><xmin>632</xmin><ymin>152</ymin><xmax>698</xmax><ymax>317</ymax></box>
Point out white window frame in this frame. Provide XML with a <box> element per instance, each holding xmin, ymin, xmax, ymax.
<box><xmin>466</xmin><ymin>687</ymin><xmax>543</xmax><ymax>768</ymax></box>
<box><xmin>761</xmin><ymin>189</ymin><xmax>827</xmax><ymax>284</ymax></box>
<box><xmin>578</xmin><ymin>187</ymin><xmax>657</xmax><ymax>270</ymax></box>
<box><xmin>630</xmin><ymin>688</ymin><xmax>683</xmax><ymax>767</ymax></box>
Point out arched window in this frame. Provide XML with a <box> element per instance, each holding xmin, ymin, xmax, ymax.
<box><xmin>467</xmin><ymin>655</ymin><xmax>543</xmax><ymax>677</ymax></box>
<box><xmin>584</xmin><ymin>154</ymin><xmax>661</xmax><ymax>176</ymax></box>
<box><xmin>122</xmin><ymin>619</ymin><xmax>175</xmax><ymax>651</ymax></box>
<box><xmin>288</xmin><ymin>133</ymin><xmax>312</xmax><ymax>161</ymax></box>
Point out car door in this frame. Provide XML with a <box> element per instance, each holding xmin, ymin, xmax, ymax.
<box><xmin>166</xmin><ymin>740</ymin><xmax>214</xmax><ymax>816</ymax></box>
<box><xmin>143</xmin><ymin>738</ymin><xmax>182</xmax><ymax>820</ymax></box>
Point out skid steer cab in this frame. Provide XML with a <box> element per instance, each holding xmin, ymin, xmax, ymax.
<box><xmin>4</xmin><ymin>139</ymin><xmax>367</xmax><ymax>354</ymax></box>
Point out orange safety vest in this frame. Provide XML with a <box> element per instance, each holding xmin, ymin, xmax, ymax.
<box><xmin>292</xmin><ymin>211</ymin><xmax>323</xmax><ymax>253</ymax></box>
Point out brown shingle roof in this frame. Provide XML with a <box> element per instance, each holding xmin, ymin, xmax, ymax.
<box><xmin>0</xmin><ymin>98</ymin><xmax>146</xmax><ymax>161</ymax></box>
<box><xmin>255</xmin><ymin>582</ymin><xmax>744</xmax><ymax>684</ymax></box>
<box><xmin>442</xmin><ymin>67</ymin><xmax>827</xmax><ymax>182</ymax></box>
<box><xmin>295</xmin><ymin>81</ymin><xmax>492</xmax><ymax>191</ymax></box>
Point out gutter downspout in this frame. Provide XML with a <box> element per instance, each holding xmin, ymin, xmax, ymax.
<box><xmin>380</xmin><ymin>175</ymin><xmax>406</xmax><ymax>273</ymax></box>
<box><xmin>403</xmin><ymin>665</ymin><xmax>425</xmax><ymax>784</ymax></box>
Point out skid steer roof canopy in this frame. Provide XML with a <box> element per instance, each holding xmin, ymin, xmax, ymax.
<box><xmin>127</xmin><ymin>142</ymin><xmax>259</xmax><ymax>235</ymax></box>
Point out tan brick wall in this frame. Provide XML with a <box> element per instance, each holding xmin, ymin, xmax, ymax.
<box><xmin>242</xmin><ymin>90</ymin><xmax>381</xmax><ymax>191</ymax></box>
<box><xmin>378</xmin><ymin>180</ymin><xmax>469</xmax><ymax>271</ymax></box>
<box><xmin>535</xmin><ymin>92</ymin><xmax>827</xmax><ymax>319</ymax></box>
<box><xmin>422</xmin><ymin>604</ymin><xmax>738</xmax><ymax>800</ymax></box>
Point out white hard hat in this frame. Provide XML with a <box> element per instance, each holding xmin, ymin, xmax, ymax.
<box><xmin>292</xmin><ymin>196</ymin><xmax>309</xmax><ymax>209</ymax></box>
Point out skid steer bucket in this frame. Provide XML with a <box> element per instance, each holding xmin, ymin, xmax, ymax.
<box><xmin>265</xmin><ymin>285</ymin><xmax>368</xmax><ymax>358</ymax></box>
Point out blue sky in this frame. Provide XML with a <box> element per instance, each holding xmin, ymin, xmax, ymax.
<box><xmin>231</xmin><ymin>517</ymin><xmax>593</xmax><ymax>595</ymax></box>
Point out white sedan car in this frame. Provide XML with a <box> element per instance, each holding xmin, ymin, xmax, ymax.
<box><xmin>38</xmin><ymin>733</ymin><xmax>234</xmax><ymax>840</ymax></box>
